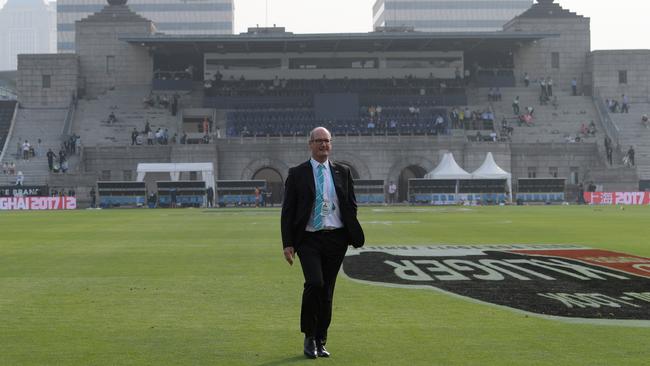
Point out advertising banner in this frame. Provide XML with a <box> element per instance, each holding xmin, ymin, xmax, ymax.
<box><xmin>0</xmin><ymin>196</ymin><xmax>77</xmax><ymax>210</ymax></box>
<box><xmin>584</xmin><ymin>192</ymin><xmax>650</xmax><ymax>205</ymax></box>
<box><xmin>0</xmin><ymin>185</ymin><xmax>49</xmax><ymax>197</ymax></box>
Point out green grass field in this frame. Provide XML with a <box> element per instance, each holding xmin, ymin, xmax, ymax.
<box><xmin>1</xmin><ymin>206</ymin><xmax>649</xmax><ymax>365</ymax></box>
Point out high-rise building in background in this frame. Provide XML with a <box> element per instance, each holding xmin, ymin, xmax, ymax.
<box><xmin>57</xmin><ymin>0</ymin><xmax>234</xmax><ymax>53</ymax></box>
<box><xmin>0</xmin><ymin>0</ymin><xmax>56</xmax><ymax>71</ymax></box>
<box><xmin>373</xmin><ymin>0</ymin><xmax>534</xmax><ymax>32</ymax></box>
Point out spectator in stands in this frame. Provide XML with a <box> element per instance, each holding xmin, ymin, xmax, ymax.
<box><xmin>488</xmin><ymin>88</ymin><xmax>495</xmax><ymax>101</ymax></box>
<box><xmin>22</xmin><ymin>140</ymin><xmax>30</xmax><ymax>160</ymax></box>
<box><xmin>35</xmin><ymin>139</ymin><xmax>42</xmax><ymax>157</ymax></box>
<box><xmin>147</xmin><ymin>130</ymin><xmax>154</xmax><ymax>145</ymax></box>
<box><xmin>144</xmin><ymin>120</ymin><xmax>151</xmax><ymax>134</ymax></box>
<box><xmin>512</xmin><ymin>96</ymin><xmax>520</xmax><ymax>115</ymax></box>
<box><xmin>642</xmin><ymin>114</ymin><xmax>649</xmax><ymax>128</ymax></box>
<box><xmin>46</xmin><ymin>149</ymin><xmax>55</xmax><ymax>171</ymax></box>
<box><xmin>2</xmin><ymin>161</ymin><xmax>7</xmax><ymax>175</ymax></box>
<box><xmin>552</xmin><ymin>95</ymin><xmax>559</xmax><ymax>110</ymax></box>
<box><xmin>489</xmin><ymin>130</ymin><xmax>498</xmax><ymax>142</ymax></box>
<box><xmin>143</xmin><ymin>94</ymin><xmax>154</xmax><ymax>108</ymax></box>
<box><xmin>540</xmin><ymin>78</ymin><xmax>547</xmax><ymax>100</ymax></box>
<box><xmin>388</xmin><ymin>181</ymin><xmax>397</xmax><ymax>204</ymax></box>
<box><xmin>501</xmin><ymin>118</ymin><xmax>513</xmax><ymax>138</ymax></box>
<box><xmin>577</xmin><ymin>183</ymin><xmax>585</xmax><ymax>204</ymax></box>
<box><xmin>526</xmin><ymin>106</ymin><xmax>535</xmax><ymax>117</ymax></box>
<box><xmin>523</xmin><ymin>72</ymin><xmax>530</xmax><ymax>87</ymax></box>
<box><xmin>154</xmin><ymin>128</ymin><xmax>162</xmax><ymax>144</ymax></box>
<box><xmin>434</xmin><ymin>114</ymin><xmax>445</xmax><ymax>135</ymax></box>
<box><xmin>495</xmin><ymin>87</ymin><xmax>502</xmax><ymax>101</ymax></box>
<box><xmin>58</xmin><ymin>149</ymin><xmax>66</xmax><ymax>167</ymax></box>
<box><xmin>571</xmin><ymin>78</ymin><xmax>578</xmax><ymax>96</ymax></box>
<box><xmin>547</xmin><ymin>77</ymin><xmax>553</xmax><ymax>97</ymax></box>
<box><xmin>621</xmin><ymin>94</ymin><xmax>629</xmax><ymax>113</ymax></box>
<box><xmin>206</xmin><ymin>186</ymin><xmax>214</xmax><ymax>208</ymax></box>
<box><xmin>626</xmin><ymin>146</ymin><xmax>635</xmax><ymax>166</ymax></box>
<box><xmin>587</xmin><ymin>121</ymin><xmax>597</xmax><ymax>136</ymax></box>
<box><xmin>108</xmin><ymin>111</ymin><xmax>117</xmax><ymax>124</ymax></box>
<box><xmin>15</xmin><ymin>171</ymin><xmax>23</xmax><ymax>186</ymax></box>
<box><xmin>203</xmin><ymin>118</ymin><xmax>210</xmax><ymax>135</ymax></box>
<box><xmin>8</xmin><ymin>162</ymin><xmax>15</xmax><ymax>175</ymax></box>
<box><xmin>180</xmin><ymin>133</ymin><xmax>187</xmax><ymax>144</ymax></box>
<box><xmin>604</xmin><ymin>136</ymin><xmax>613</xmax><ymax>165</ymax></box>
<box><xmin>160</xmin><ymin>95</ymin><xmax>170</xmax><ymax>109</ymax></box>
<box><xmin>580</xmin><ymin>122</ymin><xmax>589</xmax><ymax>136</ymax></box>
<box><xmin>131</xmin><ymin>128</ymin><xmax>138</xmax><ymax>145</ymax></box>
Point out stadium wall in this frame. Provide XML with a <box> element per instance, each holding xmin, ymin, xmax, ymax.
<box><xmin>505</xmin><ymin>17</ymin><xmax>591</xmax><ymax>93</ymax></box>
<box><xmin>590</xmin><ymin>50</ymin><xmax>650</xmax><ymax>102</ymax></box>
<box><xmin>16</xmin><ymin>54</ymin><xmax>79</xmax><ymax>108</ymax></box>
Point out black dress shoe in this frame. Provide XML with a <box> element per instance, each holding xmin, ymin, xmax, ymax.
<box><xmin>303</xmin><ymin>336</ymin><xmax>317</xmax><ymax>359</ymax></box>
<box><xmin>316</xmin><ymin>339</ymin><xmax>330</xmax><ymax>358</ymax></box>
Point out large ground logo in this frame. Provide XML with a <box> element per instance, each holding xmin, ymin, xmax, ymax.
<box><xmin>343</xmin><ymin>245</ymin><xmax>650</xmax><ymax>324</ymax></box>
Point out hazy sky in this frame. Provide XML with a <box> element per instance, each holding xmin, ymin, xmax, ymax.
<box><xmin>1</xmin><ymin>0</ymin><xmax>648</xmax><ymax>50</ymax></box>
<box><xmin>233</xmin><ymin>0</ymin><xmax>650</xmax><ymax>51</ymax></box>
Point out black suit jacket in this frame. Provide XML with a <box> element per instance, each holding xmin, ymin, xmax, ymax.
<box><xmin>281</xmin><ymin>160</ymin><xmax>364</xmax><ymax>249</ymax></box>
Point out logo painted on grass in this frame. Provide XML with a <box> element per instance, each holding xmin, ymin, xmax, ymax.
<box><xmin>342</xmin><ymin>245</ymin><xmax>650</xmax><ymax>322</ymax></box>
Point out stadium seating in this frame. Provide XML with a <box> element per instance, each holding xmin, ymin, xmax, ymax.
<box><xmin>607</xmin><ymin>102</ymin><xmax>650</xmax><ymax>179</ymax></box>
<box><xmin>74</xmin><ymin>85</ymin><xmax>183</xmax><ymax>146</ymax></box>
<box><xmin>472</xmin><ymin>86</ymin><xmax>603</xmax><ymax>144</ymax></box>
<box><xmin>0</xmin><ymin>108</ymin><xmax>69</xmax><ymax>186</ymax></box>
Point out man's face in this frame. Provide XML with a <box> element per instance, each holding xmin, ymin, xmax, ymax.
<box><xmin>309</xmin><ymin>128</ymin><xmax>332</xmax><ymax>163</ymax></box>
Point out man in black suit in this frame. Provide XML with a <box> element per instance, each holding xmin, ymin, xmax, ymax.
<box><xmin>281</xmin><ymin>127</ymin><xmax>364</xmax><ymax>359</ymax></box>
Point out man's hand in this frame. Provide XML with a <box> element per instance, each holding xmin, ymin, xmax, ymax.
<box><xmin>283</xmin><ymin>246</ymin><xmax>295</xmax><ymax>265</ymax></box>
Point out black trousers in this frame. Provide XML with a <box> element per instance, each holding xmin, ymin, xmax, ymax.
<box><xmin>296</xmin><ymin>229</ymin><xmax>348</xmax><ymax>341</ymax></box>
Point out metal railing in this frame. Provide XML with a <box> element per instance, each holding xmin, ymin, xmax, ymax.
<box><xmin>61</xmin><ymin>97</ymin><xmax>76</xmax><ymax>140</ymax></box>
<box><xmin>592</xmin><ymin>88</ymin><xmax>620</xmax><ymax>148</ymax></box>
<box><xmin>0</xmin><ymin>101</ymin><xmax>19</xmax><ymax>163</ymax></box>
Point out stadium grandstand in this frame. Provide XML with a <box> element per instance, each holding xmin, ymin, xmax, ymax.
<box><xmin>0</xmin><ymin>0</ymin><xmax>646</xmax><ymax>207</ymax></box>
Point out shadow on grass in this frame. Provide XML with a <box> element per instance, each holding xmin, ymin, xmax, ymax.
<box><xmin>256</xmin><ymin>355</ymin><xmax>309</xmax><ymax>365</ymax></box>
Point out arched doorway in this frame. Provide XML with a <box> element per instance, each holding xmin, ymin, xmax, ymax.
<box><xmin>398</xmin><ymin>165</ymin><xmax>427</xmax><ymax>203</ymax></box>
<box><xmin>253</xmin><ymin>167</ymin><xmax>283</xmax><ymax>206</ymax></box>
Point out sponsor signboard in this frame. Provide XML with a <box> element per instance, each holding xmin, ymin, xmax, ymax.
<box><xmin>584</xmin><ymin>192</ymin><xmax>650</xmax><ymax>205</ymax></box>
<box><xmin>0</xmin><ymin>185</ymin><xmax>48</xmax><ymax>197</ymax></box>
<box><xmin>0</xmin><ymin>196</ymin><xmax>76</xmax><ymax>210</ymax></box>
<box><xmin>343</xmin><ymin>245</ymin><xmax>650</xmax><ymax>324</ymax></box>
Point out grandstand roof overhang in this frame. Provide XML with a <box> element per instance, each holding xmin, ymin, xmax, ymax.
<box><xmin>120</xmin><ymin>31</ymin><xmax>559</xmax><ymax>54</ymax></box>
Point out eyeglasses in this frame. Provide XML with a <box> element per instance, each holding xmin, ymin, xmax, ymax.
<box><xmin>310</xmin><ymin>139</ymin><xmax>331</xmax><ymax>144</ymax></box>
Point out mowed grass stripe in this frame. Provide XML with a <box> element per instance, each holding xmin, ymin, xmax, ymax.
<box><xmin>0</xmin><ymin>206</ymin><xmax>649</xmax><ymax>365</ymax></box>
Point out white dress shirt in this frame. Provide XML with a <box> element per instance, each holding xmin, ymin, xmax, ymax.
<box><xmin>305</xmin><ymin>158</ymin><xmax>343</xmax><ymax>231</ymax></box>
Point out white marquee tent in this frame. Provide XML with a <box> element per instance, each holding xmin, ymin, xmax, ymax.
<box><xmin>424</xmin><ymin>152</ymin><xmax>472</xmax><ymax>179</ymax></box>
<box><xmin>136</xmin><ymin>163</ymin><xmax>215</xmax><ymax>192</ymax></box>
<box><xmin>471</xmin><ymin>152</ymin><xmax>512</xmax><ymax>201</ymax></box>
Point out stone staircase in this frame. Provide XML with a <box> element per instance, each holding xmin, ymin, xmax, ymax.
<box><xmin>609</xmin><ymin>103</ymin><xmax>650</xmax><ymax>179</ymax></box>
<box><xmin>0</xmin><ymin>108</ymin><xmax>69</xmax><ymax>186</ymax></box>
<box><xmin>471</xmin><ymin>86</ymin><xmax>603</xmax><ymax>145</ymax></box>
<box><xmin>73</xmin><ymin>85</ymin><xmax>182</xmax><ymax>146</ymax></box>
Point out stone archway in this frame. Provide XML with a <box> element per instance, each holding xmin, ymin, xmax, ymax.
<box><xmin>252</xmin><ymin>167</ymin><xmax>283</xmax><ymax>205</ymax></box>
<box><xmin>397</xmin><ymin>165</ymin><xmax>427</xmax><ymax>203</ymax></box>
<box><xmin>386</xmin><ymin>156</ymin><xmax>435</xmax><ymax>203</ymax></box>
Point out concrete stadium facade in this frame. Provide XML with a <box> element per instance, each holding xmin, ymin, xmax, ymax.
<box><xmin>10</xmin><ymin>0</ymin><xmax>648</xmax><ymax>205</ymax></box>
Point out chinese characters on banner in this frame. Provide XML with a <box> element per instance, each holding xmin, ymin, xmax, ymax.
<box><xmin>584</xmin><ymin>192</ymin><xmax>650</xmax><ymax>205</ymax></box>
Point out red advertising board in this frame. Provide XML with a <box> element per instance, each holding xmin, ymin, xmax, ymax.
<box><xmin>584</xmin><ymin>192</ymin><xmax>650</xmax><ymax>205</ymax></box>
<box><xmin>0</xmin><ymin>196</ymin><xmax>77</xmax><ymax>210</ymax></box>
